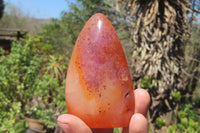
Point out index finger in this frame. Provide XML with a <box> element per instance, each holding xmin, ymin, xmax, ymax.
<box><xmin>122</xmin><ymin>88</ymin><xmax>150</xmax><ymax>133</ymax></box>
<box><xmin>134</xmin><ymin>88</ymin><xmax>150</xmax><ymax>116</ymax></box>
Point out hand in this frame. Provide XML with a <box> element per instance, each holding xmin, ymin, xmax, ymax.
<box><xmin>57</xmin><ymin>88</ymin><xmax>150</xmax><ymax>133</ymax></box>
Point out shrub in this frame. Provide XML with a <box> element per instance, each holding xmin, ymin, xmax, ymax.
<box><xmin>0</xmin><ymin>35</ymin><xmax>67</xmax><ymax>132</ymax></box>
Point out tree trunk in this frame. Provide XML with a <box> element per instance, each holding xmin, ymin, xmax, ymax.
<box><xmin>130</xmin><ymin>0</ymin><xmax>188</xmax><ymax>126</ymax></box>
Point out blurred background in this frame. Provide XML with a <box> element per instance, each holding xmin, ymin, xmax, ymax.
<box><xmin>0</xmin><ymin>0</ymin><xmax>200</xmax><ymax>132</ymax></box>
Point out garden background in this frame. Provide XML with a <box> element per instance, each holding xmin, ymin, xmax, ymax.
<box><xmin>0</xmin><ymin>0</ymin><xmax>200</xmax><ymax>132</ymax></box>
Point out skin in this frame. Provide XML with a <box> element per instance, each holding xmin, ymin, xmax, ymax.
<box><xmin>57</xmin><ymin>88</ymin><xmax>150</xmax><ymax>133</ymax></box>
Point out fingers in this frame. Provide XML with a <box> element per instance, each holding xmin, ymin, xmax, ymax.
<box><xmin>134</xmin><ymin>88</ymin><xmax>150</xmax><ymax>116</ymax></box>
<box><xmin>129</xmin><ymin>113</ymin><xmax>148</xmax><ymax>133</ymax></box>
<box><xmin>57</xmin><ymin>114</ymin><xmax>92</xmax><ymax>133</ymax></box>
<box><xmin>129</xmin><ymin>89</ymin><xmax>150</xmax><ymax>133</ymax></box>
<box><xmin>58</xmin><ymin>89</ymin><xmax>150</xmax><ymax>133</ymax></box>
<box><xmin>57</xmin><ymin>115</ymin><xmax>113</xmax><ymax>133</ymax></box>
<box><xmin>123</xmin><ymin>88</ymin><xmax>150</xmax><ymax>133</ymax></box>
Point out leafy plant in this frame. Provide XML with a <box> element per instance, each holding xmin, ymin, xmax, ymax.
<box><xmin>0</xmin><ymin>35</ymin><xmax>67</xmax><ymax>132</ymax></box>
<box><xmin>168</xmin><ymin>104</ymin><xmax>200</xmax><ymax>133</ymax></box>
<box><xmin>140</xmin><ymin>76</ymin><xmax>156</xmax><ymax>91</ymax></box>
<box><xmin>172</xmin><ymin>91</ymin><xmax>181</xmax><ymax>102</ymax></box>
<box><xmin>155</xmin><ymin>117</ymin><xmax>166</xmax><ymax>128</ymax></box>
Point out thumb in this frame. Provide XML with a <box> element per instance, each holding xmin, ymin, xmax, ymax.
<box><xmin>57</xmin><ymin>114</ymin><xmax>92</xmax><ymax>133</ymax></box>
<box><xmin>129</xmin><ymin>113</ymin><xmax>148</xmax><ymax>133</ymax></box>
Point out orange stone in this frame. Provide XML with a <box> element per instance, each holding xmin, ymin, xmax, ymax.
<box><xmin>65</xmin><ymin>13</ymin><xmax>135</xmax><ymax>128</ymax></box>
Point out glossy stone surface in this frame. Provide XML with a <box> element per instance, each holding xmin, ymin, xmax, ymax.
<box><xmin>65</xmin><ymin>13</ymin><xmax>135</xmax><ymax>128</ymax></box>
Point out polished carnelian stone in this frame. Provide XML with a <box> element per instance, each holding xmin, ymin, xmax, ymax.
<box><xmin>65</xmin><ymin>13</ymin><xmax>135</xmax><ymax>128</ymax></box>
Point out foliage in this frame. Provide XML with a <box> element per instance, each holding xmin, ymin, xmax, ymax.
<box><xmin>140</xmin><ymin>76</ymin><xmax>155</xmax><ymax>91</ymax></box>
<box><xmin>0</xmin><ymin>0</ymin><xmax>199</xmax><ymax>132</ymax></box>
<box><xmin>40</xmin><ymin>0</ymin><xmax>101</xmax><ymax>55</ymax></box>
<box><xmin>172</xmin><ymin>91</ymin><xmax>182</xmax><ymax>102</ymax></box>
<box><xmin>155</xmin><ymin>117</ymin><xmax>166</xmax><ymax>128</ymax></box>
<box><xmin>168</xmin><ymin>104</ymin><xmax>200</xmax><ymax>133</ymax></box>
<box><xmin>168</xmin><ymin>32</ymin><xmax>200</xmax><ymax>131</ymax></box>
<box><xmin>113</xmin><ymin>128</ymin><xmax>120</xmax><ymax>133</ymax></box>
<box><xmin>0</xmin><ymin>36</ymin><xmax>42</xmax><ymax>131</ymax></box>
<box><xmin>40</xmin><ymin>0</ymin><xmax>127</xmax><ymax>55</ymax></box>
<box><xmin>40</xmin><ymin>19</ymin><xmax>75</xmax><ymax>55</ymax></box>
<box><xmin>0</xmin><ymin>35</ymin><xmax>67</xmax><ymax>132</ymax></box>
<box><xmin>184</xmin><ymin>24</ymin><xmax>200</xmax><ymax>103</ymax></box>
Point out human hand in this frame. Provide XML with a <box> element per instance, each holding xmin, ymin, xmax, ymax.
<box><xmin>57</xmin><ymin>88</ymin><xmax>150</xmax><ymax>133</ymax></box>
